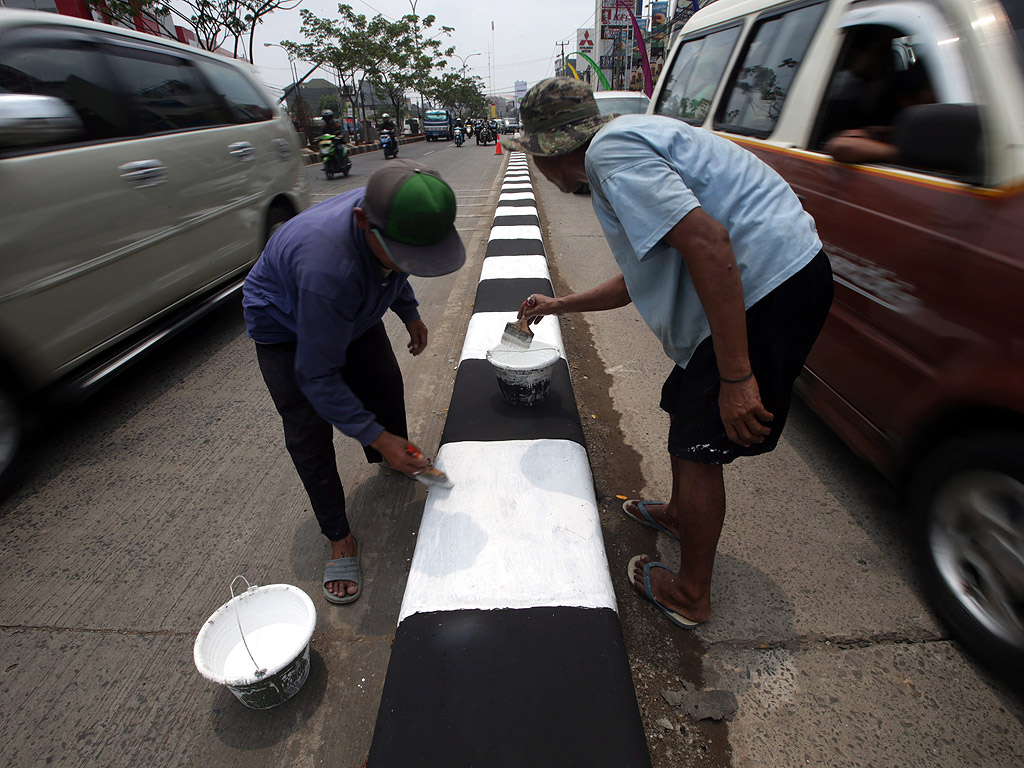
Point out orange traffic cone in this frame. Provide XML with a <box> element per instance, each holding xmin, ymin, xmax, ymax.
<box><xmin>495</xmin><ymin>136</ymin><xmax>502</xmax><ymax>155</ymax></box>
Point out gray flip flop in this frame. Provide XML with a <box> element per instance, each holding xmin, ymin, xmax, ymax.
<box><xmin>323</xmin><ymin>537</ymin><xmax>361</xmax><ymax>605</ymax></box>
<box><xmin>621</xmin><ymin>499</ymin><xmax>679</xmax><ymax>542</ymax></box>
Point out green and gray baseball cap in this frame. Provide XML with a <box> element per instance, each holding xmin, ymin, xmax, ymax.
<box><xmin>501</xmin><ymin>77</ymin><xmax>610</xmax><ymax>156</ymax></box>
<box><xmin>363</xmin><ymin>160</ymin><xmax>465</xmax><ymax>277</ymax></box>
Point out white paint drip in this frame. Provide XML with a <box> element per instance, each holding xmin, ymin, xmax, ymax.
<box><xmin>398</xmin><ymin>440</ymin><xmax>616</xmax><ymax>622</ymax></box>
<box><xmin>461</xmin><ymin>312</ymin><xmax>565</xmax><ymax>363</ymax></box>
<box><xmin>479</xmin><ymin>255</ymin><xmax>550</xmax><ymax>282</ymax></box>
<box><xmin>488</xmin><ymin>225</ymin><xmax>542</xmax><ymax>242</ymax></box>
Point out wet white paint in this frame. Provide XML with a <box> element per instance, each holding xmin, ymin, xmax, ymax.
<box><xmin>193</xmin><ymin>583</ymin><xmax>315</xmax><ymax>685</ymax></box>
<box><xmin>479</xmin><ymin>255</ymin><xmax>550</xmax><ymax>282</ymax></box>
<box><xmin>499</xmin><ymin>192</ymin><xmax>537</xmax><ymax>203</ymax></box>
<box><xmin>487</xmin><ymin>345</ymin><xmax>560</xmax><ymax>371</ymax></box>
<box><xmin>488</xmin><ymin>225</ymin><xmax>542</xmax><ymax>241</ymax></box>
<box><xmin>398</xmin><ymin>439</ymin><xmax>616</xmax><ymax>622</ymax></box>
<box><xmin>461</xmin><ymin>312</ymin><xmax>565</xmax><ymax>363</ymax></box>
<box><xmin>501</xmin><ymin>182</ymin><xmax>534</xmax><ymax>190</ymax></box>
<box><xmin>494</xmin><ymin>205</ymin><xmax>538</xmax><ymax>219</ymax></box>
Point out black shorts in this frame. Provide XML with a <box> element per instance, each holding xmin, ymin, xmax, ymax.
<box><xmin>660</xmin><ymin>250</ymin><xmax>833</xmax><ymax>464</ymax></box>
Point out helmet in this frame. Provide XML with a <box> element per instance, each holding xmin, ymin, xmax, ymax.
<box><xmin>382</xmin><ymin>113</ymin><xmax>390</xmax><ymax>119</ymax></box>
<box><xmin>321</xmin><ymin>110</ymin><xmax>333</xmax><ymax>118</ymax></box>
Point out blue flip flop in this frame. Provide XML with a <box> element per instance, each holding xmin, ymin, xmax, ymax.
<box><xmin>627</xmin><ymin>555</ymin><xmax>701</xmax><ymax>630</ymax></box>
<box><xmin>621</xmin><ymin>499</ymin><xmax>679</xmax><ymax>542</ymax></box>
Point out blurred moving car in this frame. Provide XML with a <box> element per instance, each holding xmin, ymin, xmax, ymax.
<box><xmin>501</xmin><ymin>118</ymin><xmax>520</xmax><ymax>134</ymax></box>
<box><xmin>593</xmin><ymin>89</ymin><xmax>651</xmax><ymax>116</ymax></box>
<box><xmin>654</xmin><ymin>0</ymin><xmax>1024</xmax><ymax>677</ymax></box>
<box><xmin>574</xmin><ymin>90</ymin><xmax>653</xmax><ymax>195</ymax></box>
<box><xmin>0</xmin><ymin>10</ymin><xmax>309</xmax><ymax>499</ymax></box>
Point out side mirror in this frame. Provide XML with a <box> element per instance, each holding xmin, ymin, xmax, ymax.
<box><xmin>893</xmin><ymin>103</ymin><xmax>983</xmax><ymax>177</ymax></box>
<box><xmin>0</xmin><ymin>93</ymin><xmax>84</xmax><ymax>149</ymax></box>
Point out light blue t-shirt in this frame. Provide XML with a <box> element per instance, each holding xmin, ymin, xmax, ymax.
<box><xmin>586</xmin><ymin>114</ymin><xmax>821</xmax><ymax>367</ymax></box>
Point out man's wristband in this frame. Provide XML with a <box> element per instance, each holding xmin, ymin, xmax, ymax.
<box><xmin>720</xmin><ymin>371</ymin><xmax>754</xmax><ymax>384</ymax></box>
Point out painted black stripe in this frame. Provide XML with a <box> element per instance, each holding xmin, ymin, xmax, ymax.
<box><xmin>440</xmin><ymin>358</ymin><xmax>584</xmax><ymax>446</ymax></box>
<box><xmin>485</xmin><ymin>238</ymin><xmax>545</xmax><ymax>257</ymax></box>
<box><xmin>474</xmin><ymin>277</ymin><xmax>552</xmax><ymax>313</ymax></box>
<box><xmin>367</xmin><ymin>607</ymin><xmax>651</xmax><ymax>767</ymax></box>
<box><xmin>495</xmin><ymin>197</ymin><xmax>536</xmax><ymax>206</ymax></box>
<box><xmin>492</xmin><ymin>214</ymin><xmax>540</xmax><ymax>227</ymax></box>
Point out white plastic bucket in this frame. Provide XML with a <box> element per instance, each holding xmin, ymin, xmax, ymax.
<box><xmin>486</xmin><ymin>345</ymin><xmax>560</xmax><ymax>407</ymax></box>
<box><xmin>193</xmin><ymin>578</ymin><xmax>317</xmax><ymax>709</ymax></box>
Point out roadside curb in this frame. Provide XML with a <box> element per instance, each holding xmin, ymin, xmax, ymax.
<box><xmin>366</xmin><ymin>153</ymin><xmax>652</xmax><ymax>766</ymax></box>
<box><xmin>303</xmin><ymin>135</ymin><xmax>426</xmax><ymax>164</ymax></box>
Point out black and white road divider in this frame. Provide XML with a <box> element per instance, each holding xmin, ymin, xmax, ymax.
<box><xmin>367</xmin><ymin>153</ymin><xmax>651</xmax><ymax>766</ymax></box>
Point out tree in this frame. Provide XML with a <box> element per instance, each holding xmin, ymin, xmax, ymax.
<box><xmin>285</xmin><ymin>4</ymin><xmax>453</xmax><ymax>128</ymax></box>
<box><xmin>428</xmin><ymin>72</ymin><xmax>487</xmax><ymax>120</ymax></box>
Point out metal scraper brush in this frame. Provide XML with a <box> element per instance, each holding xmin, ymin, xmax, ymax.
<box><xmin>500</xmin><ymin>316</ymin><xmax>534</xmax><ymax>349</ymax></box>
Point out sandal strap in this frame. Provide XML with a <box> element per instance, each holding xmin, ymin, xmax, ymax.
<box><xmin>324</xmin><ymin>557</ymin><xmax>360</xmax><ymax>584</ymax></box>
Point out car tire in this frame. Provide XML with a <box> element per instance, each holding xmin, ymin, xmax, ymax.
<box><xmin>910</xmin><ymin>432</ymin><xmax>1024</xmax><ymax>681</ymax></box>
<box><xmin>264</xmin><ymin>204</ymin><xmax>294</xmax><ymax>247</ymax></box>
<box><xmin>0</xmin><ymin>369</ymin><xmax>28</xmax><ymax>503</ymax></box>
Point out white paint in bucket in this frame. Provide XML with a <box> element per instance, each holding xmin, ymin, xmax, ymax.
<box><xmin>193</xmin><ymin>582</ymin><xmax>316</xmax><ymax>709</ymax></box>
<box><xmin>486</xmin><ymin>345</ymin><xmax>560</xmax><ymax>406</ymax></box>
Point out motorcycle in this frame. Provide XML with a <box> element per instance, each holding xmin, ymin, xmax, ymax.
<box><xmin>453</xmin><ymin>125</ymin><xmax>464</xmax><ymax>147</ymax></box>
<box><xmin>317</xmin><ymin>133</ymin><xmax>351</xmax><ymax>179</ymax></box>
<box><xmin>380</xmin><ymin>129</ymin><xmax>399</xmax><ymax>159</ymax></box>
<box><xmin>476</xmin><ymin>125</ymin><xmax>491</xmax><ymax>145</ymax></box>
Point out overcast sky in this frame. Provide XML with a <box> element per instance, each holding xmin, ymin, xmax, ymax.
<box><xmin>249</xmin><ymin>0</ymin><xmax>599</xmax><ymax>97</ymax></box>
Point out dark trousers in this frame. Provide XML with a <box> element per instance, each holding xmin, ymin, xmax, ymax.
<box><xmin>255</xmin><ymin>321</ymin><xmax>408</xmax><ymax>541</ymax></box>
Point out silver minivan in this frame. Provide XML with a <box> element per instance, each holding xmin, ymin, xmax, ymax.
<box><xmin>0</xmin><ymin>10</ymin><xmax>309</xmax><ymax>497</ymax></box>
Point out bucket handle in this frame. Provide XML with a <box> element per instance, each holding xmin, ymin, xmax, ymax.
<box><xmin>230</xmin><ymin>576</ymin><xmax>267</xmax><ymax>679</ymax></box>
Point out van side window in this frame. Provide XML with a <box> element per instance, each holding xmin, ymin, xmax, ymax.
<box><xmin>195</xmin><ymin>59</ymin><xmax>275</xmax><ymax>124</ymax></box>
<box><xmin>655</xmin><ymin>25</ymin><xmax>741</xmax><ymax>124</ymax></box>
<box><xmin>0</xmin><ymin>38</ymin><xmax>132</xmax><ymax>144</ymax></box>
<box><xmin>715</xmin><ymin>1</ymin><xmax>826</xmax><ymax>136</ymax></box>
<box><xmin>103</xmin><ymin>45</ymin><xmax>228</xmax><ymax>133</ymax></box>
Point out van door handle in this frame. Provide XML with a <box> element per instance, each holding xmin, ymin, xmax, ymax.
<box><xmin>118</xmin><ymin>160</ymin><xmax>167</xmax><ymax>188</ymax></box>
<box><xmin>228</xmin><ymin>141</ymin><xmax>255</xmax><ymax>161</ymax></box>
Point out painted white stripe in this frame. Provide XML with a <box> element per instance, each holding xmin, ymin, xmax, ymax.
<box><xmin>498</xmin><ymin>192</ymin><xmax>536</xmax><ymax>203</ymax></box>
<box><xmin>501</xmin><ymin>181</ymin><xmax>533</xmax><ymax>188</ymax></box>
<box><xmin>460</xmin><ymin>312</ymin><xmax>565</xmax><ymax>363</ymax></box>
<box><xmin>398</xmin><ymin>439</ymin><xmax>615</xmax><ymax>622</ymax></box>
<box><xmin>488</xmin><ymin>225</ymin><xmax>542</xmax><ymax>241</ymax></box>
<box><xmin>479</xmin><ymin>254</ymin><xmax>551</xmax><ymax>282</ymax></box>
<box><xmin>494</xmin><ymin>205</ymin><xmax>538</xmax><ymax>219</ymax></box>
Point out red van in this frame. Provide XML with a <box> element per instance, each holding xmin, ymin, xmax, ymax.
<box><xmin>652</xmin><ymin>0</ymin><xmax>1024</xmax><ymax>675</ymax></box>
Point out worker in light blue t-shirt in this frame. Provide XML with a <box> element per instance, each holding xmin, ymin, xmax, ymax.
<box><xmin>504</xmin><ymin>78</ymin><xmax>834</xmax><ymax>632</ymax></box>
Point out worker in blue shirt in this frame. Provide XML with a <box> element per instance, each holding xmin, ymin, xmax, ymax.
<box><xmin>243</xmin><ymin>161</ymin><xmax>465</xmax><ymax>604</ymax></box>
<box><xmin>506</xmin><ymin>78</ymin><xmax>833</xmax><ymax>631</ymax></box>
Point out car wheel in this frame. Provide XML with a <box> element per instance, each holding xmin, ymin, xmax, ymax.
<box><xmin>911</xmin><ymin>433</ymin><xmax>1024</xmax><ymax>679</ymax></box>
<box><xmin>264</xmin><ymin>205</ymin><xmax>294</xmax><ymax>246</ymax></box>
<box><xmin>0</xmin><ymin>372</ymin><xmax>28</xmax><ymax>503</ymax></box>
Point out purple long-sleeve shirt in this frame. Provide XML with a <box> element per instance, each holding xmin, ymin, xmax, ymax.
<box><xmin>242</xmin><ymin>189</ymin><xmax>419</xmax><ymax>446</ymax></box>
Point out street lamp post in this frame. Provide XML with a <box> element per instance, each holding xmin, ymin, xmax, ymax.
<box><xmin>263</xmin><ymin>43</ymin><xmax>299</xmax><ymax>97</ymax></box>
<box><xmin>453</xmin><ymin>52</ymin><xmax>481</xmax><ymax>75</ymax></box>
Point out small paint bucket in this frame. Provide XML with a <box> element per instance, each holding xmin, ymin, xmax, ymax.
<box><xmin>486</xmin><ymin>345</ymin><xmax>560</xmax><ymax>407</ymax></box>
<box><xmin>193</xmin><ymin>577</ymin><xmax>317</xmax><ymax>709</ymax></box>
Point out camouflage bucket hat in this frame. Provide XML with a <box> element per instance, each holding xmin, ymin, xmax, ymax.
<box><xmin>501</xmin><ymin>77</ymin><xmax>610</xmax><ymax>156</ymax></box>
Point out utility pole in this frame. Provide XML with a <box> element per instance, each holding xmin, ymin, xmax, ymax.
<box><xmin>557</xmin><ymin>40</ymin><xmax>569</xmax><ymax>77</ymax></box>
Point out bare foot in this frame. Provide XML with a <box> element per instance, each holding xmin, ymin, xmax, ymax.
<box><xmin>327</xmin><ymin>534</ymin><xmax>359</xmax><ymax>598</ymax></box>
<box><xmin>629</xmin><ymin>554</ymin><xmax>709</xmax><ymax>624</ymax></box>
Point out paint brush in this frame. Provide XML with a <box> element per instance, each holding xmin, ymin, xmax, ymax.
<box><xmin>500</xmin><ymin>316</ymin><xmax>534</xmax><ymax>350</ymax></box>
<box><xmin>405</xmin><ymin>445</ymin><xmax>454</xmax><ymax>490</ymax></box>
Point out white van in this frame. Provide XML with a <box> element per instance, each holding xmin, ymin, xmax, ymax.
<box><xmin>652</xmin><ymin>0</ymin><xmax>1024</xmax><ymax>676</ymax></box>
<box><xmin>0</xmin><ymin>10</ymin><xmax>309</xmax><ymax>497</ymax></box>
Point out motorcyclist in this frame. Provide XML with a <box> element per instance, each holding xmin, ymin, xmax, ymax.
<box><xmin>380</xmin><ymin>113</ymin><xmax>397</xmax><ymax>133</ymax></box>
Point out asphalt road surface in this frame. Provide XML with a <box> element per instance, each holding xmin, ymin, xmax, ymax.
<box><xmin>0</xmin><ymin>135</ymin><xmax>1021</xmax><ymax>767</ymax></box>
